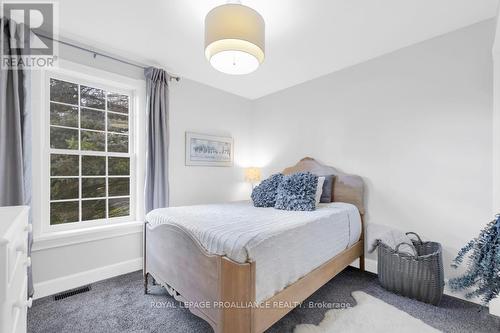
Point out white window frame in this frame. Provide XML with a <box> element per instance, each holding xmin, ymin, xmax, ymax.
<box><xmin>32</xmin><ymin>60</ymin><xmax>146</xmax><ymax>243</ymax></box>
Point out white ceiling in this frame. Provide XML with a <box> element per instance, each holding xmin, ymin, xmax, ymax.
<box><xmin>58</xmin><ymin>0</ymin><xmax>498</xmax><ymax>99</ymax></box>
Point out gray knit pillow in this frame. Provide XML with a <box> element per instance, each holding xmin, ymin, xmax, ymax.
<box><xmin>320</xmin><ymin>175</ymin><xmax>335</xmax><ymax>203</ymax></box>
<box><xmin>275</xmin><ymin>172</ymin><xmax>318</xmax><ymax>211</ymax></box>
<box><xmin>251</xmin><ymin>173</ymin><xmax>283</xmax><ymax>207</ymax></box>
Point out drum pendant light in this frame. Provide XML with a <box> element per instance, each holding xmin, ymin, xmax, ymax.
<box><xmin>204</xmin><ymin>2</ymin><xmax>265</xmax><ymax>75</ymax></box>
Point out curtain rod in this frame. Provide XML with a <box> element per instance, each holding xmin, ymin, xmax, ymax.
<box><xmin>36</xmin><ymin>32</ymin><xmax>181</xmax><ymax>82</ymax></box>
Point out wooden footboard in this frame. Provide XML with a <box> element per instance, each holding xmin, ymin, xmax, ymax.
<box><xmin>144</xmin><ymin>222</ymin><xmax>364</xmax><ymax>333</ymax></box>
<box><xmin>145</xmin><ymin>223</ymin><xmax>222</xmax><ymax>328</ymax></box>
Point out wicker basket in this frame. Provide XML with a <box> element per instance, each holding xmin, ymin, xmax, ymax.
<box><xmin>376</xmin><ymin>232</ymin><xmax>444</xmax><ymax>305</ymax></box>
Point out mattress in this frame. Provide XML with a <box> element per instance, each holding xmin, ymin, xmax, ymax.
<box><xmin>146</xmin><ymin>201</ymin><xmax>362</xmax><ymax>302</ymax></box>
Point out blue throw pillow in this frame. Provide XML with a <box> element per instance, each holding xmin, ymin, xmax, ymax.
<box><xmin>251</xmin><ymin>173</ymin><xmax>284</xmax><ymax>207</ymax></box>
<box><xmin>275</xmin><ymin>172</ymin><xmax>319</xmax><ymax>211</ymax></box>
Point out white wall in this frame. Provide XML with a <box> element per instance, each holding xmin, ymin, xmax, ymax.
<box><xmin>31</xmin><ymin>44</ymin><xmax>254</xmax><ymax>298</ymax></box>
<box><xmin>32</xmin><ymin>233</ymin><xmax>143</xmax><ymax>297</ymax></box>
<box><xmin>169</xmin><ymin>79</ymin><xmax>253</xmax><ymax>206</ymax></box>
<box><xmin>252</xmin><ymin>20</ymin><xmax>494</xmax><ymax>290</ymax></box>
<box><xmin>489</xmin><ymin>12</ymin><xmax>500</xmax><ymax>316</ymax></box>
<box><xmin>493</xmin><ymin>14</ymin><xmax>500</xmax><ymax>216</ymax></box>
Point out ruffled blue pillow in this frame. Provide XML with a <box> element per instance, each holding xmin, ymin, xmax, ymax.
<box><xmin>251</xmin><ymin>173</ymin><xmax>284</xmax><ymax>207</ymax></box>
<box><xmin>275</xmin><ymin>172</ymin><xmax>318</xmax><ymax>211</ymax></box>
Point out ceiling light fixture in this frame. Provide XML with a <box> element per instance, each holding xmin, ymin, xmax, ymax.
<box><xmin>204</xmin><ymin>1</ymin><xmax>265</xmax><ymax>75</ymax></box>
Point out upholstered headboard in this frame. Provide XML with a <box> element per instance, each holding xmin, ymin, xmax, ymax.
<box><xmin>282</xmin><ymin>157</ymin><xmax>365</xmax><ymax>215</ymax></box>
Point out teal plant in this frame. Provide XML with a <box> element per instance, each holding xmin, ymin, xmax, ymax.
<box><xmin>449</xmin><ymin>215</ymin><xmax>500</xmax><ymax>304</ymax></box>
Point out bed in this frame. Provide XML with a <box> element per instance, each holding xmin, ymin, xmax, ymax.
<box><xmin>144</xmin><ymin>157</ymin><xmax>365</xmax><ymax>333</ymax></box>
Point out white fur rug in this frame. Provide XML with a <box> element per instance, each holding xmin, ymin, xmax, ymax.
<box><xmin>294</xmin><ymin>291</ymin><xmax>441</xmax><ymax>333</ymax></box>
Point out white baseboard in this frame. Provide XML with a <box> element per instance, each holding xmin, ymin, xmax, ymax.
<box><xmin>490</xmin><ymin>298</ymin><xmax>500</xmax><ymax>317</ymax></box>
<box><xmin>350</xmin><ymin>258</ymin><xmax>499</xmax><ymax>317</ymax></box>
<box><xmin>33</xmin><ymin>257</ymin><xmax>143</xmax><ymax>300</ymax></box>
<box><xmin>350</xmin><ymin>257</ymin><xmax>377</xmax><ymax>273</ymax></box>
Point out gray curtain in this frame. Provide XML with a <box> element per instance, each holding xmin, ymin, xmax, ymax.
<box><xmin>144</xmin><ymin>67</ymin><xmax>169</xmax><ymax>213</ymax></box>
<box><xmin>0</xmin><ymin>18</ymin><xmax>33</xmax><ymax>297</ymax></box>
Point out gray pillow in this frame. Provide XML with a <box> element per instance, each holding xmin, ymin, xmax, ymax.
<box><xmin>251</xmin><ymin>173</ymin><xmax>283</xmax><ymax>207</ymax></box>
<box><xmin>275</xmin><ymin>172</ymin><xmax>318</xmax><ymax>211</ymax></box>
<box><xmin>320</xmin><ymin>175</ymin><xmax>335</xmax><ymax>203</ymax></box>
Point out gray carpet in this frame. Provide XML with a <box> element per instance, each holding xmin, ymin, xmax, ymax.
<box><xmin>28</xmin><ymin>267</ymin><xmax>500</xmax><ymax>333</ymax></box>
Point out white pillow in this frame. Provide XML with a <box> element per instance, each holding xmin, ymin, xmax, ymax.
<box><xmin>315</xmin><ymin>177</ymin><xmax>325</xmax><ymax>206</ymax></box>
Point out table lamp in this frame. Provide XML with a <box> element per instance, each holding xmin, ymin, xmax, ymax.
<box><xmin>244</xmin><ymin>167</ymin><xmax>261</xmax><ymax>189</ymax></box>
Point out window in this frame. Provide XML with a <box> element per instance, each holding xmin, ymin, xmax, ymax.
<box><xmin>48</xmin><ymin>76</ymin><xmax>133</xmax><ymax>226</ymax></box>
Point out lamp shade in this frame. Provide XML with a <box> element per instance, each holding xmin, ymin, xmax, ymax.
<box><xmin>244</xmin><ymin>167</ymin><xmax>262</xmax><ymax>183</ymax></box>
<box><xmin>205</xmin><ymin>3</ymin><xmax>265</xmax><ymax>75</ymax></box>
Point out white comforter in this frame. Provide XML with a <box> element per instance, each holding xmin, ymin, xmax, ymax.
<box><xmin>146</xmin><ymin>201</ymin><xmax>361</xmax><ymax>302</ymax></box>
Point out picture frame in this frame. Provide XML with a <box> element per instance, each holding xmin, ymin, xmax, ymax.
<box><xmin>185</xmin><ymin>132</ymin><xmax>233</xmax><ymax>167</ymax></box>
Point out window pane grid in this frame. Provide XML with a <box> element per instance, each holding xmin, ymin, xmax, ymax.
<box><xmin>78</xmin><ymin>85</ymin><xmax>82</xmax><ymax>221</ymax></box>
<box><xmin>50</xmin><ymin>100</ymin><xmax>78</xmax><ymax>108</ymax></box>
<box><xmin>105</xmin><ymin>120</ymin><xmax>109</xmax><ymax>218</ymax></box>
<box><xmin>49</xmin><ymin>150</ymin><xmax>131</xmax><ymax>158</ymax></box>
<box><xmin>50</xmin><ymin>198</ymin><xmax>84</xmax><ymax>203</ymax></box>
<box><xmin>76</xmin><ymin>128</ymin><xmax>107</xmax><ymax>134</ymax></box>
<box><xmin>81</xmin><ymin>195</ymin><xmax>130</xmax><ymax>201</ymax></box>
<box><xmin>50</xmin><ymin>175</ymin><xmax>130</xmax><ymax>179</ymax></box>
<box><xmin>50</xmin><ymin>103</ymin><xmax>78</xmax><ymax>128</ymax></box>
<box><xmin>107</xmin><ymin>130</ymin><xmax>128</xmax><ymax>136</ymax></box>
<box><xmin>49</xmin><ymin>78</ymin><xmax>131</xmax><ymax>225</ymax></box>
<box><xmin>74</xmin><ymin>105</ymin><xmax>105</xmax><ymax>113</ymax></box>
<box><xmin>50</xmin><ymin>104</ymin><xmax>130</xmax><ymax>118</ymax></box>
<box><xmin>108</xmin><ymin>110</ymin><xmax>129</xmax><ymax>116</ymax></box>
<box><xmin>50</xmin><ymin>124</ymin><xmax>79</xmax><ymax>131</ymax></box>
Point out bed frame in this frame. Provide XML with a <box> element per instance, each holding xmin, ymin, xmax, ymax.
<box><xmin>144</xmin><ymin>157</ymin><xmax>365</xmax><ymax>333</ymax></box>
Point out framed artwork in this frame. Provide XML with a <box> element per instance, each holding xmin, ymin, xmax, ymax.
<box><xmin>185</xmin><ymin>132</ymin><xmax>233</xmax><ymax>167</ymax></box>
